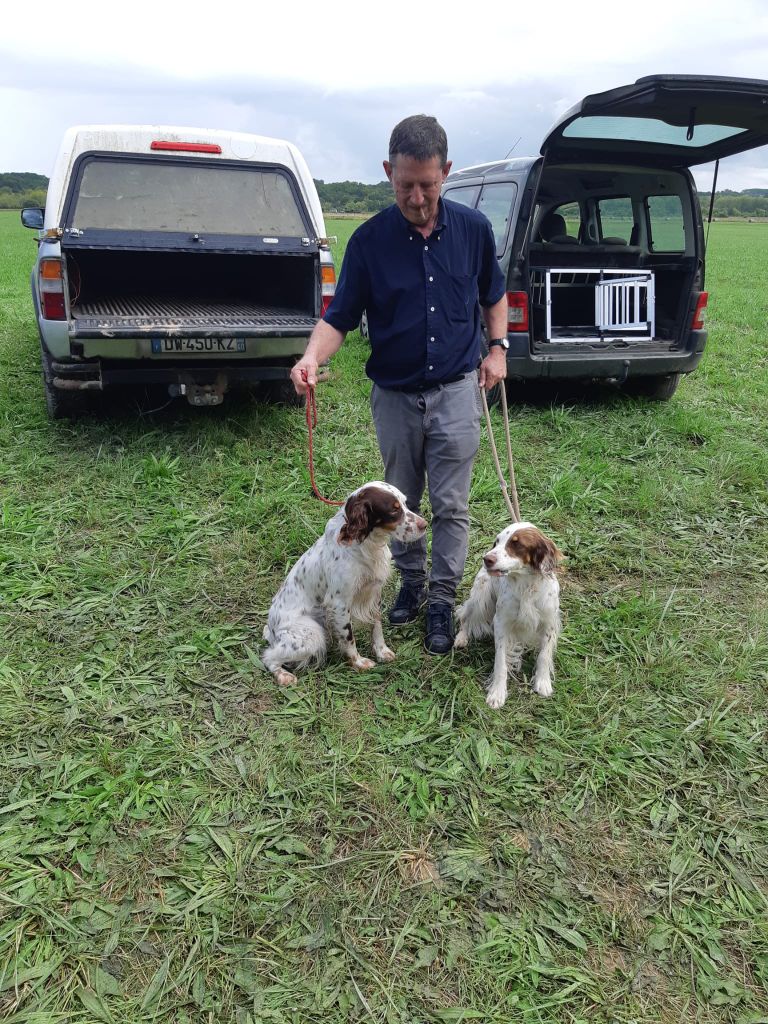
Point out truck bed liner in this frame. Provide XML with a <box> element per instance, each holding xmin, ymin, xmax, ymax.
<box><xmin>71</xmin><ymin>296</ymin><xmax>318</xmax><ymax>337</ymax></box>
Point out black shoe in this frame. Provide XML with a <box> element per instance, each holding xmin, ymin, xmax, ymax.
<box><xmin>425</xmin><ymin>602</ymin><xmax>454</xmax><ymax>655</ymax></box>
<box><xmin>388</xmin><ymin>582</ymin><xmax>427</xmax><ymax>625</ymax></box>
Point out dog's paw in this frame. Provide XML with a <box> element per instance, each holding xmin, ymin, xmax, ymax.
<box><xmin>486</xmin><ymin>686</ymin><xmax>507</xmax><ymax>709</ymax></box>
<box><xmin>453</xmin><ymin>630</ymin><xmax>469</xmax><ymax>649</ymax></box>
<box><xmin>532</xmin><ymin>676</ymin><xmax>554</xmax><ymax>698</ymax></box>
<box><xmin>275</xmin><ymin>668</ymin><xmax>297</xmax><ymax>687</ymax></box>
<box><xmin>351</xmin><ymin>656</ymin><xmax>376</xmax><ymax>672</ymax></box>
<box><xmin>374</xmin><ymin>646</ymin><xmax>396</xmax><ymax>663</ymax></box>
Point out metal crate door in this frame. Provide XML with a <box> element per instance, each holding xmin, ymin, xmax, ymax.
<box><xmin>595</xmin><ymin>272</ymin><xmax>655</xmax><ymax>335</ymax></box>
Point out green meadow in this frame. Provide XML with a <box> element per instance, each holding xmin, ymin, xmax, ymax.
<box><xmin>0</xmin><ymin>209</ymin><xmax>766</xmax><ymax>1022</ymax></box>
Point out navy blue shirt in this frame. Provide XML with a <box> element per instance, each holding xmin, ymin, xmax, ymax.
<box><xmin>323</xmin><ymin>198</ymin><xmax>506</xmax><ymax>390</ymax></box>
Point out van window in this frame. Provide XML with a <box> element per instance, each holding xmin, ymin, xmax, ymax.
<box><xmin>477</xmin><ymin>181</ymin><xmax>518</xmax><ymax>252</ymax></box>
<box><xmin>443</xmin><ymin>185</ymin><xmax>480</xmax><ymax>209</ymax></box>
<box><xmin>596</xmin><ymin>196</ymin><xmax>634</xmax><ymax>243</ymax></box>
<box><xmin>647</xmin><ymin>195</ymin><xmax>686</xmax><ymax>252</ymax></box>
<box><xmin>70</xmin><ymin>158</ymin><xmax>308</xmax><ymax>236</ymax></box>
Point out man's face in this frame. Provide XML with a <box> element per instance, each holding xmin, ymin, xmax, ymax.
<box><xmin>384</xmin><ymin>154</ymin><xmax>452</xmax><ymax>228</ymax></box>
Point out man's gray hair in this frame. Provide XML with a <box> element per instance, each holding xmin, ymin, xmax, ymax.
<box><xmin>389</xmin><ymin>115</ymin><xmax>448</xmax><ymax>167</ymax></box>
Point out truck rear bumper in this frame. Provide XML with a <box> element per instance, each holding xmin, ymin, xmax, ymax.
<box><xmin>49</xmin><ymin>359</ymin><xmax>294</xmax><ymax>391</ymax></box>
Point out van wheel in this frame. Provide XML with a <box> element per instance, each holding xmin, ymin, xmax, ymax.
<box><xmin>40</xmin><ymin>343</ymin><xmax>91</xmax><ymax>419</ymax></box>
<box><xmin>623</xmin><ymin>373</ymin><xmax>681</xmax><ymax>401</ymax></box>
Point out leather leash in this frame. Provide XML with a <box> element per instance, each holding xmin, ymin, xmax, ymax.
<box><xmin>302</xmin><ymin>370</ymin><xmax>344</xmax><ymax>507</ymax></box>
<box><xmin>479</xmin><ymin>380</ymin><xmax>521</xmax><ymax>523</ymax></box>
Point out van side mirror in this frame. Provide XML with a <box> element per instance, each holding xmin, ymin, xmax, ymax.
<box><xmin>21</xmin><ymin>208</ymin><xmax>45</xmax><ymax>229</ymax></box>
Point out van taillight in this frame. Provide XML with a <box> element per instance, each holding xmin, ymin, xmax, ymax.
<box><xmin>40</xmin><ymin>258</ymin><xmax>66</xmax><ymax>320</ymax></box>
<box><xmin>507</xmin><ymin>291</ymin><xmax>528</xmax><ymax>332</ymax></box>
<box><xmin>321</xmin><ymin>263</ymin><xmax>336</xmax><ymax>317</ymax></box>
<box><xmin>691</xmin><ymin>292</ymin><xmax>708</xmax><ymax>330</ymax></box>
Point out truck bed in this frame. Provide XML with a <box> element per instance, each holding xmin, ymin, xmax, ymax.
<box><xmin>71</xmin><ymin>296</ymin><xmax>318</xmax><ymax>338</ymax></box>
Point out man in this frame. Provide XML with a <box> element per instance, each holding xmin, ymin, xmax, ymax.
<box><xmin>291</xmin><ymin>114</ymin><xmax>508</xmax><ymax>654</ymax></box>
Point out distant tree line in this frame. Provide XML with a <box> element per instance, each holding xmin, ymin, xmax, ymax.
<box><xmin>3</xmin><ymin>172</ymin><xmax>767</xmax><ymax>218</ymax></box>
<box><xmin>313</xmin><ymin>179</ymin><xmax>393</xmax><ymax>214</ymax></box>
<box><xmin>0</xmin><ymin>172</ymin><xmax>48</xmax><ymax>210</ymax></box>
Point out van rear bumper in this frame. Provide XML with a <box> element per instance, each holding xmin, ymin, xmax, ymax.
<box><xmin>505</xmin><ymin>330</ymin><xmax>707</xmax><ymax>380</ymax></box>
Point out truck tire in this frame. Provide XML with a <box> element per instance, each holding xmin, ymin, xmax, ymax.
<box><xmin>40</xmin><ymin>343</ymin><xmax>92</xmax><ymax>419</ymax></box>
<box><xmin>622</xmin><ymin>373</ymin><xmax>681</xmax><ymax>401</ymax></box>
<box><xmin>260</xmin><ymin>379</ymin><xmax>305</xmax><ymax>408</ymax></box>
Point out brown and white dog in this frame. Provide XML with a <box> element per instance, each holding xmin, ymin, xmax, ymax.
<box><xmin>262</xmin><ymin>482</ymin><xmax>427</xmax><ymax>687</ymax></box>
<box><xmin>454</xmin><ymin>522</ymin><xmax>563</xmax><ymax>708</ymax></box>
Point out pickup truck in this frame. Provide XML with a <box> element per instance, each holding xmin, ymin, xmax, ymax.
<box><xmin>21</xmin><ymin>125</ymin><xmax>335</xmax><ymax>416</ymax></box>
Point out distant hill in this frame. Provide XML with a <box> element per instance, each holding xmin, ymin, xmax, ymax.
<box><xmin>0</xmin><ymin>172</ymin><xmax>48</xmax><ymax>209</ymax></box>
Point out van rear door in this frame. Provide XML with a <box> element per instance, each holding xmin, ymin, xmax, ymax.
<box><xmin>540</xmin><ymin>75</ymin><xmax>768</xmax><ymax>166</ymax></box>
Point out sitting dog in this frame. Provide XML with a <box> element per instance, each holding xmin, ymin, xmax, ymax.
<box><xmin>454</xmin><ymin>522</ymin><xmax>563</xmax><ymax>708</ymax></box>
<box><xmin>262</xmin><ymin>482</ymin><xmax>427</xmax><ymax>687</ymax></box>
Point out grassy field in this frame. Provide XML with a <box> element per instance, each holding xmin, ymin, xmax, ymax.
<box><xmin>0</xmin><ymin>209</ymin><xmax>767</xmax><ymax>1023</ymax></box>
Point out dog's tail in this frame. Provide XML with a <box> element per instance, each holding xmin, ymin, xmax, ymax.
<box><xmin>262</xmin><ymin>615</ymin><xmax>327</xmax><ymax>675</ymax></box>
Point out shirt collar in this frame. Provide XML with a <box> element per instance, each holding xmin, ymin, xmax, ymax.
<box><xmin>393</xmin><ymin>197</ymin><xmax>448</xmax><ymax>238</ymax></box>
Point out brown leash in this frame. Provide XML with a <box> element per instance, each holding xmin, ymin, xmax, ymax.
<box><xmin>302</xmin><ymin>370</ymin><xmax>344</xmax><ymax>507</ymax></box>
<box><xmin>479</xmin><ymin>380</ymin><xmax>521</xmax><ymax>523</ymax></box>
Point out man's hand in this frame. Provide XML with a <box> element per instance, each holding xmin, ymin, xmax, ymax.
<box><xmin>290</xmin><ymin>356</ymin><xmax>318</xmax><ymax>396</ymax></box>
<box><xmin>478</xmin><ymin>346</ymin><xmax>508</xmax><ymax>391</ymax></box>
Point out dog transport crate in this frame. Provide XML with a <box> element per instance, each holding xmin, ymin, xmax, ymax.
<box><xmin>530</xmin><ymin>267</ymin><xmax>655</xmax><ymax>342</ymax></box>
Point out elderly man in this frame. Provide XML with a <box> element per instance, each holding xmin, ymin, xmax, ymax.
<box><xmin>291</xmin><ymin>114</ymin><xmax>508</xmax><ymax>654</ymax></box>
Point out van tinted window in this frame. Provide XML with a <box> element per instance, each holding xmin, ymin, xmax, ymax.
<box><xmin>477</xmin><ymin>181</ymin><xmax>518</xmax><ymax>253</ymax></box>
<box><xmin>71</xmin><ymin>158</ymin><xmax>307</xmax><ymax>236</ymax></box>
<box><xmin>647</xmin><ymin>195</ymin><xmax>686</xmax><ymax>251</ymax></box>
<box><xmin>443</xmin><ymin>185</ymin><xmax>480</xmax><ymax>209</ymax></box>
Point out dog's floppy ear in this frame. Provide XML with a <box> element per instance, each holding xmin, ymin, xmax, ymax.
<box><xmin>531</xmin><ymin>533</ymin><xmax>564</xmax><ymax>573</ymax></box>
<box><xmin>338</xmin><ymin>493</ymin><xmax>371</xmax><ymax>545</ymax></box>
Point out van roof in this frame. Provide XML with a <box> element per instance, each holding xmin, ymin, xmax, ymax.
<box><xmin>45</xmin><ymin>124</ymin><xmax>324</xmax><ymax>233</ymax></box>
<box><xmin>446</xmin><ymin>157</ymin><xmax>538</xmax><ymax>182</ymax></box>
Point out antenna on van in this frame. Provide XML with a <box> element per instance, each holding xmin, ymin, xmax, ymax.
<box><xmin>504</xmin><ymin>137</ymin><xmax>522</xmax><ymax>159</ymax></box>
<box><xmin>705</xmin><ymin>158</ymin><xmax>719</xmax><ymax>252</ymax></box>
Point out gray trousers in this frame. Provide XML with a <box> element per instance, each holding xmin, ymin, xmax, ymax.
<box><xmin>370</xmin><ymin>373</ymin><xmax>481</xmax><ymax>605</ymax></box>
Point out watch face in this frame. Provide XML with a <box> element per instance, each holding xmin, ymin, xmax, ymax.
<box><xmin>490</xmin><ymin>338</ymin><xmax>509</xmax><ymax>349</ymax></box>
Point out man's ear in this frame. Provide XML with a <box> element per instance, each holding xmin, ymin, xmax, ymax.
<box><xmin>442</xmin><ymin>160</ymin><xmax>452</xmax><ymax>179</ymax></box>
<box><xmin>338</xmin><ymin>494</ymin><xmax>371</xmax><ymax>545</ymax></box>
<box><xmin>383</xmin><ymin>160</ymin><xmax>393</xmax><ymax>183</ymax></box>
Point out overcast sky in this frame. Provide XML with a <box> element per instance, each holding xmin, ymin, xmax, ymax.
<box><xmin>3</xmin><ymin>0</ymin><xmax>768</xmax><ymax>191</ymax></box>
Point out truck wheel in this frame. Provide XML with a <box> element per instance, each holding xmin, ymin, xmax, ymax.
<box><xmin>623</xmin><ymin>373</ymin><xmax>681</xmax><ymax>401</ymax></box>
<box><xmin>260</xmin><ymin>379</ymin><xmax>305</xmax><ymax>408</ymax></box>
<box><xmin>40</xmin><ymin>343</ymin><xmax>91</xmax><ymax>419</ymax></box>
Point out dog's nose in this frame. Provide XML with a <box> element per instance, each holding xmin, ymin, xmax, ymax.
<box><xmin>414</xmin><ymin>515</ymin><xmax>428</xmax><ymax>531</ymax></box>
<box><xmin>483</xmin><ymin>552</ymin><xmax>496</xmax><ymax>568</ymax></box>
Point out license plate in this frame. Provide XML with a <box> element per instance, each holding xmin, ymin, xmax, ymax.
<box><xmin>151</xmin><ymin>338</ymin><xmax>246</xmax><ymax>354</ymax></box>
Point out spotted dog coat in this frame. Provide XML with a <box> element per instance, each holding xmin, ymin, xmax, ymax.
<box><xmin>262</xmin><ymin>482</ymin><xmax>427</xmax><ymax>687</ymax></box>
<box><xmin>454</xmin><ymin>522</ymin><xmax>563</xmax><ymax>708</ymax></box>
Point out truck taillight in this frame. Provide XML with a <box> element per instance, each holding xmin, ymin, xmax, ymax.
<box><xmin>507</xmin><ymin>290</ymin><xmax>528</xmax><ymax>332</ymax></box>
<box><xmin>151</xmin><ymin>141</ymin><xmax>222</xmax><ymax>153</ymax></box>
<box><xmin>40</xmin><ymin>258</ymin><xmax>66</xmax><ymax>320</ymax></box>
<box><xmin>691</xmin><ymin>292</ymin><xmax>708</xmax><ymax>330</ymax></box>
<box><xmin>321</xmin><ymin>263</ymin><xmax>336</xmax><ymax>317</ymax></box>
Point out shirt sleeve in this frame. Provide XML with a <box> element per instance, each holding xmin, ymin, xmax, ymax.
<box><xmin>477</xmin><ymin>219</ymin><xmax>506</xmax><ymax>308</ymax></box>
<box><xmin>322</xmin><ymin>230</ymin><xmax>370</xmax><ymax>333</ymax></box>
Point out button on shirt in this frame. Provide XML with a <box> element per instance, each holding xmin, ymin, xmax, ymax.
<box><xmin>323</xmin><ymin>199</ymin><xmax>506</xmax><ymax>390</ymax></box>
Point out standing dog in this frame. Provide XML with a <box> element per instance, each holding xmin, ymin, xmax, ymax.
<box><xmin>454</xmin><ymin>522</ymin><xmax>563</xmax><ymax>707</ymax></box>
<box><xmin>262</xmin><ymin>482</ymin><xmax>427</xmax><ymax>687</ymax></box>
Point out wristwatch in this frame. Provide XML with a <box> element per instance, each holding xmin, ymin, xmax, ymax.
<box><xmin>488</xmin><ymin>337</ymin><xmax>510</xmax><ymax>350</ymax></box>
